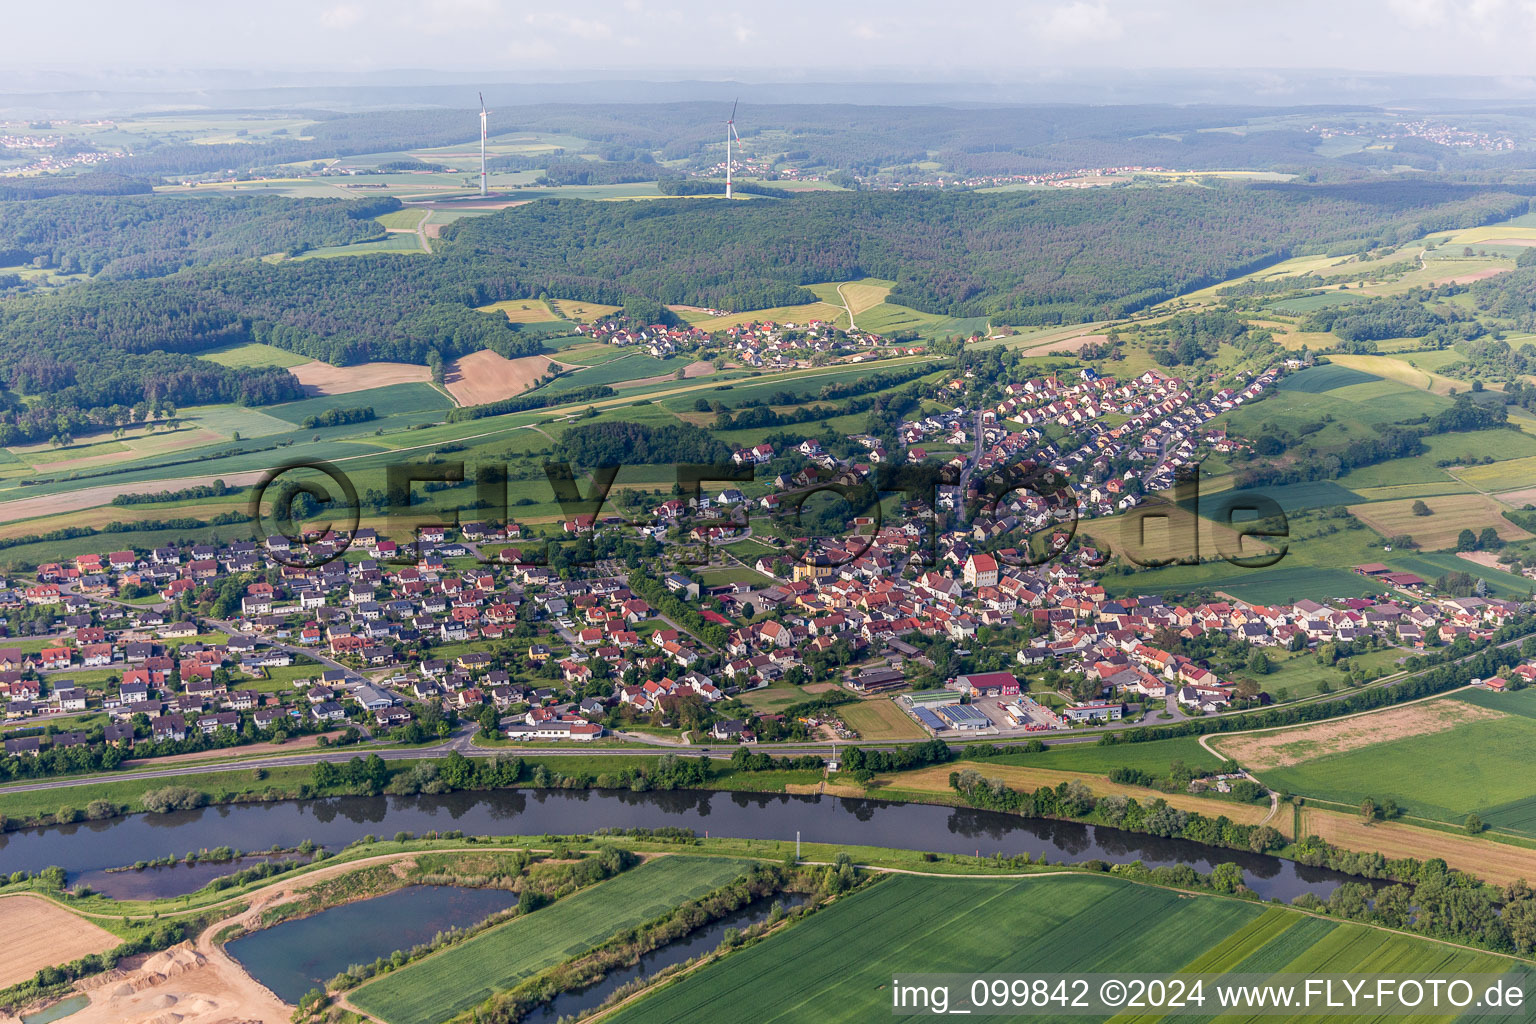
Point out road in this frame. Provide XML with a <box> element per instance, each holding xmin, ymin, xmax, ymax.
<box><xmin>955</xmin><ymin>409</ymin><xmax>986</xmax><ymax>524</ymax></box>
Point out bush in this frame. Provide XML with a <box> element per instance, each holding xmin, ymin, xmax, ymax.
<box><xmin>84</xmin><ymin>799</ymin><xmax>117</xmax><ymax>820</ymax></box>
<box><xmin>140</xmin><ymin>786</ymin><xmax>209</xmax><ymax>814</ymax></box>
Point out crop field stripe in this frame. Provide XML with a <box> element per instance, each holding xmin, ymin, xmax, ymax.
<box><xmin>349</xmin><ymin>855</ymin><xmax>752</xmax><ymax>1024</ymax></box>
<box><xmin>607</xmin><ymin>875</ymin><xmax>1266</xmax><ymax>1024</ymax></box>
<box><xmin>1275</xmin><ymin>365</ymin><xmax>1382</xmax><ymax>393</ymax></box>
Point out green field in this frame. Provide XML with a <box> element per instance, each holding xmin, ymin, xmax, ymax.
<box><xmin>609</xmin><ymin>874</ymin><xmax>1514</xmax><ymax>1024</ymax></box>
<box><xmin>197</xmin><ymin>342</ymin><xmax>311</xmax><ymax>369</ymax></box>
<box><xmin>1223</xmin><ymin>370</ymin><xmax>1446</xmax><ymax>469</ymax></box>
<box><xmin>1214</xmin><ymin>481</ymin><xmax>1365</xmax><ymax>513</ymax></box>
<box><xmin>292</xmin><ymin>233</ymin><xmax>424</xmax><ymax>259</ymax></box>
<box><xmin>349</xmin><ymin>856</ymin><xmax>753</xmax><ymax>1024</ymax></box>
<box><xmin>1264</xmin><ymin>291</ymin><xmax>1368</xmax><ymax>315</ymax></box>
<box><xmin>1103</xmin><ymin>563</ymin><xmax>1386</xmax><ymax>605</ymax></box>
<box><xmin>545</xmin><ymin>353</ymin><xmax>688</xmax><ymax>392</ymax></box>
<box><xmin>1256</xmin><ymin>694</ymin><xmax>1536</xmax><ymax>834</ymax></box>
<box><xmin>1274</xmin><ymin>364</ymin><xmax>1381</xmax><ymax>393</ymax></box>
<box><xmin>983</xmin><ymin>734</ymin><xmax>1223</xmax><ymax>774</ymax></box>
<box><xmin>266</xmin><ymin>383</ymin><xmax>453</xmax><ymax>426</ymax></box>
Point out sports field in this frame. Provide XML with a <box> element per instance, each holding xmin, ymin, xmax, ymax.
<box><xmin>349</xmin><ymin>856</ymin><xmax>752</xmax><ymax>1024</ymax></box>
<box><xmin>607</xmin><ymin>874</ymin><xmax>1514</xmax><ymax>1024</ymax></box>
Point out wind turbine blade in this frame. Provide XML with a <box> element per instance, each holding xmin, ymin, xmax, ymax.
<box><xmin>730</xmin><ymin>98</ymin><xmax>738</xmax><ymax>122</ymax></box>
<box><xmin>479</xmin><ymin>91</ymin><xmax>485</xmax><ymax>112</ymax></box>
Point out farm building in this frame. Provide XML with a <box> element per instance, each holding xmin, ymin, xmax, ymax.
<box><xmin>935</xmin><ymin>703</ymin><xmax>993</xmax><ymax>730</ymax></box>
<box><xmin>949</xmin><ymin>672</ymin><xmax>1021</xmax><ymax>697</ymax></box>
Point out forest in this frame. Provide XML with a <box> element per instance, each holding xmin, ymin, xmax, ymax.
<box><xmin>0</xmin><ymin>179</ymin><xmax>1526</xmax><ymax>442</ymax></box>
<box><xmin>556</xmin><ymin>421</ymin><xmax>732</xmax><ymax>467</ymax></box>
<box><xmin>443</xmin><ymin>184</ymin><xmax>1531</xmax><ymax>320</ymax></box>
<box><xmin>1301</xmin><ymin>293</ymin><xmax>1463</xmax><ymax>342</ymax></box>
<box><xmin>0</xmin><ymin>194</ymin><xmax>400</xmax><ymax>279</ymax></box>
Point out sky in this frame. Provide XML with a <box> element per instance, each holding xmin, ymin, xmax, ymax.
<box><xmin>9</xmin><ymin>0</ymin><xmax>1536</xmax><ymax>83</ymax></box>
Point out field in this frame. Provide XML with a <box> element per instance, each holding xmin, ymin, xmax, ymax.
<box><xmin>838</xmin><ymin>697</ymin><xmax>929</xmax><ymax>741</ymax></box>
<box><xmin>288</xmin><ymin>360</ymin><xmax>432</xmax><ymax>396</ymax></box>
<box><xmin>1326</xmin><ymin>353</ymin><xmax>1477</xmax><ymax>397</ymax></box>
<box><xmin>476</xmin><ymin>298</ymin><xmax>561</xmax><ymax>324</ymax></box>
<box><xmin>1265</xmin><ymin>291</ymin><xmax>1368</xmax><ymax>315</ymax></box>
<box><xmin>1350</xmin><ymin>493</ymin><xmax>1531</xmax><ymax>551</ymax></box>
<box><xmin>607</xmin><ymin>874</ymin><xmax>1513</xmax><ymax>1024</ymax></box>
<box><xmin>443</xmin><ymin>350</ymin><xmax>564</xmax><ymax>406</ymax></box>
<box><xmin>688</xmin><ymin>302</ymin><xmax>849</xmax><ymax>332</ymax></box>
<box><xmin>696</xmin><ymin>566</ymin><xmax>773</xmax><ymax>587</ymax></box>
<box><xmin>1239</xmin><ymin>691</ymin><xmax>1536</xmax><ymax>835</ymax></box>
<box><xmin>544</xmin><ymin>353</ymin><xmax>689</xmax><ymax>392</ymax></box>
<box><xmin>267</xmin><ymin>382</ymin><xmax>452</xmax><ymax>425</ymax></box>
<box><xmin>1211</xmin><ymin>699</ymin><xmax>1501</xmax><ymax>770</ymax></box>
<box><xmin>1301</xmin><ymin>807</ymin><xmax>1536</xmax><ymax>888</ymax></box>
<box><xmin>0</xmin><ymin>894</ymin><xmax>118</xmax><ymax>987</ymax></box>
<box><xmin>197</xmin><ymin>342</ymin><xmax>311</xmax><ymax>369</ymax></box>
<box><xmin>981</xmin><ymin>735</ymin><xmax>1223</xmax><ymax>775</ymax></box>
<box><xmin>548</xmin><ymin>298</ymin><xmax>621</xmax><ymax>321</ymax></box>
<box><xmin>1274</xmin><ymin>363</ymin><xmax>1381</xmax><ymax>393</ymax></box>
<box><xmin>348</xmin><ymin>856</ymin><xmax>752</xmax><ymax>1024</ymax></box>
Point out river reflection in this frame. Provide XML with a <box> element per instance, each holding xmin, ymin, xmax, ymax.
<box><xmin>0</xmin><ymin>788</ymin><xmax>1344</xmax><ymax>901</ymax></box>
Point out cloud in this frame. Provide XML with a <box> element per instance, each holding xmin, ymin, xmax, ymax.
<box><xmin>524</xmin><ymin>12</ymin><xmax>614</xmax><ymax>41</ymax></box>
<box><xmin>319</xmin><ymin>3</ymin><xmax>363</xmax><ymax>29</ymax></box>
<box><xmin>1038</xmin><ymin>1</ymin><xmax>1122</xmax><ymax>42</ymax></box>
<box><xmin>850</xmin><ymin>20</ymin><xmax>883</xmax><ymax>41</ymax></box>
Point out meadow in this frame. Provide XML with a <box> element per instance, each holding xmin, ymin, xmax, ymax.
<box><xmin>348</xmin><ymin>855</ymin><xmax>753</xmax><ymax>1024</ymax></box>
<box><xmin>607</xmin><ymin>874</ymin><xmax>1514</xmax><ymax>1024</ymax></box>
<box><xmin>838</xmin><ymin>698</ymin><xmax>929</xmax><ymax>742</ymax></box>
<box><xmin>197</xmin><ymin>342</ymin><xmax>312</xmax><ymax>369</ymax></box>
<box><xmin>1245</xmin><ymin>692</ymin><xmax>1536</xmax><ymax>835</ymax></box>
<box><xmin>980</xmin><ymin>734</ymin><xmax>1223</xmax><ymax>774</ymax></box>
<box><xmin>1351</xmin><ymin>493</ymin><xmax>1532</xmax><ymax>551</ymax></box>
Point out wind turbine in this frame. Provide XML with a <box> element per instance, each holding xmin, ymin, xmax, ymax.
<box><xmin>478</xmin><ymin>92</ymin><xmax>489</xmax><ymax>197</ymax></box>
<box><xmin>724</xmin><ymin>99</ymin><xmax>740</xmax><ymax>199</ymax></box>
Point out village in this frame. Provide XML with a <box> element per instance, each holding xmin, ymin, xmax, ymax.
<box><xmin>0</xmin><ymin>348</ymin><xmax>1519</xmax><ymax>775</ymax></box>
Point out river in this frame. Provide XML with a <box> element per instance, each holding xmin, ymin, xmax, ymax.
<box><xmin>0</xmin><ymin>788</ymin><xmax>1360</xmax><ymax>902</ymax></box>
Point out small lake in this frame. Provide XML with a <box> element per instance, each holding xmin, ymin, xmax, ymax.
<box><xmin>226</xmin><ymin>884</ymin><xmax>519</xmax><ymax>1003</ymax></box>
<box><xmin>20</xmin><ymin>994</ymin><xmax>88</xmax><ymax>1024</ymax></box>
<box><xmin>0</xmin><ymin>788</ymin><xmax>1366</xmax><ymax>903</ymax></box>
<box><xmin>526</xmin><ymin>894</ymin><xmax>809</xmax><ymax>1024</ymax></box>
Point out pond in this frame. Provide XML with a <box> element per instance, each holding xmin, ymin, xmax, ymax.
<box><xmin>226</xmin><ymin>884</ymin><xmax>519</xmax><ymax>1003</ymax></box>
<box><xmin>20</xmin><ymin>994</ymin><xmax>88</xmax><ymax>1024</ymax></box>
